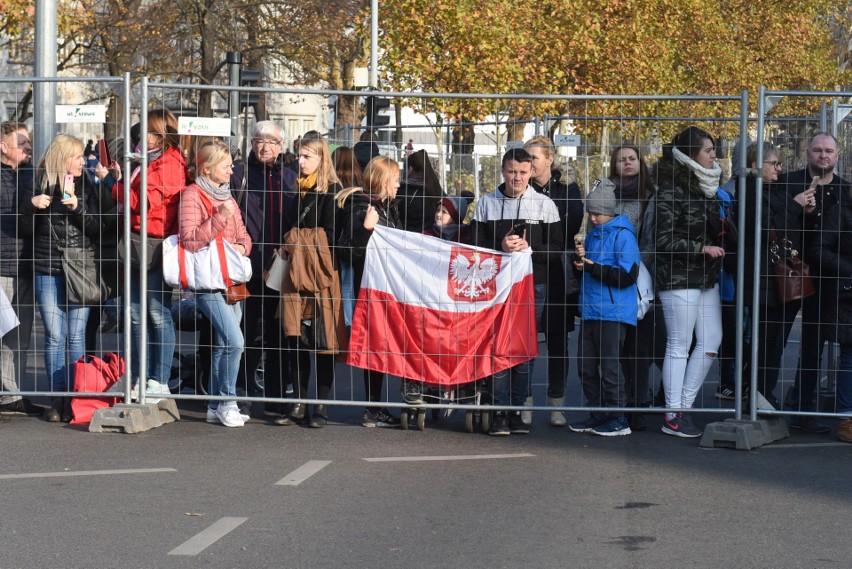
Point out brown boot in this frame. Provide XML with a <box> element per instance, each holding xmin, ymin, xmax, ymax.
<box><xmin>45</xmin><ymin>398</ymin><xmax>63</xmax><ymax>423</ymax></box>
<box><xmin>837</xmin><ymin>419</ymin><xmax>852</xmax><ymax>444</ymax></box>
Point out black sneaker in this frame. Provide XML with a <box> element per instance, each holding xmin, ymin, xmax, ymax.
<box><xmin>488</xmin><ymin>412</ymin><xmax>510</xmax><ymax>436</ymax></box>
<box><xmin>715</xmin><ymin>385</ymin><xmax>735</xmax><ymax>400</ymax></box>
<box><xmin>788</xmin><ymin>416</ymin><xmax>831</xmax><ymax>434</ymax></box>
<box><xmin>402</xmin><ymin>380</ymin><xmax>423</xmax><ymax>405</ymax></box>
<box><xmin>507</xmin><ymin>412</ymin><xmax>529</xmax><ymax>434</ymax></box>
<box><xmin>362</xmin><ymin>408</ymin><xmax>401</xmax><ymax>428</ymax></box>
<box><xmin>568</xmin><ymin>413</ymin><xmax>609</xmax><ymax>433</ymax></box>
<box><xmin>0</xmin><ymin>398</ymin><xmax>44</xmax><ymax>416</ymax></box>
<box><xmin>661</xmin><ymin>414</ymin><xmax>701</xmax><ymax>438</ymax></box>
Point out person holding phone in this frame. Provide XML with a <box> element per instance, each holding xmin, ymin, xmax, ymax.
<box><xmin>21</xmin><ymin>134</ymin><xmax>103</xmax><ymax>422</ymax></box>
<box><xmin>95</xmin><ymin>108</ymin><xmax>187</xmax><ymax>403</ymax></box>
<box><xmin>469</xmin><ymin>148</ymin><xmax>563</xmax><ymax>435</ymax></box>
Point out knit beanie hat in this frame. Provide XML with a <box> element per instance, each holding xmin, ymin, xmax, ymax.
<box><xmin>439</xmin><ymin>195</ymin><xmax>469</xmax><ymax>224</ymax></box>
<box><xmin>585</xmin><ymin>179</ymin><xmax>617</xmax><ymax>216</ymax></box>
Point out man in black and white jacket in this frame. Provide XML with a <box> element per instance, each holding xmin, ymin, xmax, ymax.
<box><xmin>470</xmin><ymin>148</ymin><xmax>564</xmax><ymax>435</ymax></box>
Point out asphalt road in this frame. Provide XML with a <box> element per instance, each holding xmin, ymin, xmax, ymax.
<box><xmin>2</xmin><ymin>315</ymin><xmax>851</xmax><ymax>568</ymax></box>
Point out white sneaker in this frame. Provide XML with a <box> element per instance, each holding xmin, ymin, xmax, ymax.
<box><xmin>144</xmin><ymin>379</ymin><xmax>170</xmax><ymax>404</ymax></box>
<box><xmin>130</xmin><ymin>384</ymin><xmax>139</xmax><ymax>401</ymax></box>
<box><xmin>206</xmin><ymin>406</ymin><xmax>250</xmax><ymax>424</ymax></box>
<box><xmin>214</xmin><ymin>402</ymin><xmax>245</xmax><ymax>428</ymax></box>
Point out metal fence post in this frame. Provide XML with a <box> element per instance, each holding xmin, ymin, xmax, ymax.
<box><xmin>33</xmin><ymin>0</ymin><xmax>57</xmax><ymax>161</ymax></box>
<box><xmin>138</xmin><ymin>77</ymin><xmax>149</xmax><ymax>403</ymax></box>
<box><xmin>227</xmin><ymin>52</ymin><xmax>242</xmax><ymax>148</ymax></box>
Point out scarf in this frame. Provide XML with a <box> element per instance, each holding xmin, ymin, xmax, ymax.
<box><xmin>297</xmin><ymin>172</ymin><xmax>318</xmax><ymax>197</ymax></box>
<box><xmin>129</xmin><ymin>145</ymin><xmax>165</xmax><ymax>187</ymax></box>
<box><xmin>672</xmin><ymin>147</ymin><xmax>722</xmax><ymax>198</ymax></box>
<box><xmin>431</xmin><ymin>222</ymin><xmax>463</xmax><ymax>241</ymax></box>
<box><xmin>196</xmin><ymin>175</ymin><xmax>232</xmax><ymax>201</ymax></box>
<box><xmin>610</xmin><ymin>174</ymin><xmax>640</xmax><ymax>201</ymax></box>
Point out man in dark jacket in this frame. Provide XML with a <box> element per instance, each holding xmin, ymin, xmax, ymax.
<box><xmin>781</xmin><ymin>132</ymin><xmax>851</xmax><ymax>431</ymax></box>
<box><xmin>0</xmin><ymin>122</ymin><xmax>40</xmax><ymax>415</ymax></box>
<box><xmin>230</xmin><ymin>121</ymin><xmax>297</xmax><ymax>415</ymax></box>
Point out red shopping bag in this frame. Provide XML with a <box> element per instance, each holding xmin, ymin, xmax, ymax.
<box><xmin>70</xmin><ymin>353</ymin><xmax>126</xmax><ymax>424</ymax></box>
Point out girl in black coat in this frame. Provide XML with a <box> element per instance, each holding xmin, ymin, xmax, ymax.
<box><xmin>273</xmin><ymin>136</ymin><xmax>341</xmax><ymax>428</ymax></box>
<box><xmin>336</xmin><ymin>156</ymin><xmax>403</xmax><ymax>427</ymax></box>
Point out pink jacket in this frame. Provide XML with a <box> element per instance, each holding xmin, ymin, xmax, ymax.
<box><xmin>179</xmin><ymin>184</ymin><xmax>252</xmax><ymax>256</ymax></box>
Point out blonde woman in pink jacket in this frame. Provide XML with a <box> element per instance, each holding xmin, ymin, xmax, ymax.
<box><xmin>179</xmin><ymin>140</ymin><xmax>252</xmax><ymax>427</ymax></box>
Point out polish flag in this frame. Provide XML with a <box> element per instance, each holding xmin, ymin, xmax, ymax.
<box><xmin>348</xmin><ymin>226</ymin><xmax>538</xmax><ymax>385</ymax></box>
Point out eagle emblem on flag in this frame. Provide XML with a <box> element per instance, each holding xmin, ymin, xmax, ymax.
<box><xmin>448</xmin><ymin>248</ymin><xmax>501</xmax><ymax>302</ymax></box>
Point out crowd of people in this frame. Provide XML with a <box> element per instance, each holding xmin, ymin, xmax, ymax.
<box><xmin>0</xmin><ymin>114</ymin><xmax>850</xmax><ymax>443</ymax></box>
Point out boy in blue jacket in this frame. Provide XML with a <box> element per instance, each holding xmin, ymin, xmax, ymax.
<box><xmin>569</xmin><ymin>181</ymin><xmax>641</xmax><ymax>436</ymax></box>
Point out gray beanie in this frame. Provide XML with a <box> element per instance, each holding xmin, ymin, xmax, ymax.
<box><xmin>585</xmin><ymin>179</ymin><xmax>617</xmax><ymax>216</ymax></box>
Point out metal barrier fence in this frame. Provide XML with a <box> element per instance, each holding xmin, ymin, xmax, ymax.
<box><xmin>2</xmin><ymin>76</ymin><xmax>850</xmax><ymax>439</ymax></box>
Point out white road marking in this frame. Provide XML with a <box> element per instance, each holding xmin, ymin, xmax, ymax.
<box><xmin>763</xmin><ymin>442</ymin><xmax>851</xmax><ymax>449</ymax></box>
<box><xmin>363</xmin><ymin>453</ymin><xmax>536</xmax><ymax>463</ymax></box>
<box><xmin>0</xmin><ymin>467</ymin><xmax>176</xmax><ymax>480</ymax></box>
<box><xmin>168</xmin><ymin>517</ymin><xmax>248</xmax><ymax>556</ymax></box>
<box><xmin>275</xmin><ymin>460</ymin><xmax>332</xmax><ymax>486</ymax></box>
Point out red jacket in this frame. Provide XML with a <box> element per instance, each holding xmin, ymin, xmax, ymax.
<box><xmin>179</xmin><ymin>184</ymin><xmax>252</xmax><ymax>256</ymax></box>
<box><xmin>114</xmin><ymin>146</ymin><xmax>186</xmax><ymax>237</ymax></box>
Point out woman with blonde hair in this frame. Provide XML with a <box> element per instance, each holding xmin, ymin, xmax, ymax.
<box><xmin>22</xmin><ymin>134</ymin><xmax>104</xmax><ymax>421</ymax></box>
<box><xmin>336</xmin><ymin>156</ymin><xmax>402</xmax><ymax>427</ymax></box>
<box><xmin>179</xmin><ymin>140</ymin><xmax>252</xmax><ymax>427</ymax></box>
<box><xmin>273</xmin><ymin>135</ymin><xmax>344</xmax><ymax>427</ymax></box>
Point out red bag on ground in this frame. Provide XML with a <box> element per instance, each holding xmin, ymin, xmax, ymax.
<box><xmin>70</xmin><ymin>353</ymin><xmax>126</xmax><ymax>424</ymax></box>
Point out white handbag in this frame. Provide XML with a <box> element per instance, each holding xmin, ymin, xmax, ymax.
<box><xmin>264</xmin><ymin>248</ymin><xmax>290</xmax><ymax>292</ymax></box>
<box><xmin>636</xmin><ymin>261</ymin><xmax>654</xmax><ymax>320</ymax></box>
<box><xmin>162</xmin><ymin>235</ymin><xmax>253</xmax><ymax>290</ymax></box>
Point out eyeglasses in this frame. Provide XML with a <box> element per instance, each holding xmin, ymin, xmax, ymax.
<box><xmin>764</xmin><ymin>160</ymin><xmax>783</xmax><ymax>170</ymax></box>
<box><xmin>252</xmin><ymin>139</ymin><xmax>281</xmax><ymax>147</ymax></box>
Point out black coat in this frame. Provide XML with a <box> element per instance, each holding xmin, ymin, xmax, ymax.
<box><xmin>231</xmin><ymin>151</ymin><xmax>298</xmax><ymax>275</ymax></box>
<box><xmin>396</xmin><ymin>178</ymin><xmax>440</xmax><ymax>233</ymax></box>
<box><xmin>811</xmin><ymin>192</ymin><xmax>852</xmax><ymax>345</ymax></box>
<box><xmin>0</xmin><ymin>161</ymin><xmax>34</xmax><ymax>277</ymax></box>
<box><xmin>777</xmin><ymin>168</ymin><xmax>850</xmax><ymax>261</ymax></box>
<box><xmin>20</xmin><ymin>173</ymin><xmax>104</xmax><ymax>275</ymax></box>
<box><xmin>727</xmin><ymin>176</ymin><xmax>807</xmax><ymax>308</ymax></box>
<box><xmin>336</xmin><ymin>190</ymin><xmax>400</xmax><ymax>297</ymax></box>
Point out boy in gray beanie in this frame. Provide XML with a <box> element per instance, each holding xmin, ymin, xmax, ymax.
<box><xmin>569</xmin><ymin>179</ymin><xmax>641</xmax><ymax>436</ymax></box>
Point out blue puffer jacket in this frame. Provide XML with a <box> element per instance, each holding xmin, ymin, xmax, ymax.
<box><xmin>579</xmin><ymin>214</ymin><xmax>641</xmax><ymax>326</ymax></box>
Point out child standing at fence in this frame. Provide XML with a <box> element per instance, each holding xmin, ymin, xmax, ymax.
<box><xmin>568</xmin><ymin>181</ymin><xmax>641</xmax><ymax>436</ymax></box>
<box><xmin>423</xmin><ymin>195</ymin><xmax>470</xmax><ymax>244</ymax></box>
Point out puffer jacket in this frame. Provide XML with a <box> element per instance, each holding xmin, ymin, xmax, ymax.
<box><xmin>20</xmin><ymin>173</ymin><xmax>103</xmax><ymax>275</ymax></box>
<box><xmin>0</xmin><ymin>161</ymin><xmax>34</xmax><ymax>276</ymax></box>
<box><xmin>811</xmin><ymin>191</ymin><xmax>852</xmax><ymax>345</ymax></box>
<box><xmin>653</xmin><ymin>157</ymin><xmax>723</xmax><ymax>291</ymax></box>
<box><xmin>578</xmin><ymin>214</ymin><xmax>641</xmax><ymax>325</ymax></box>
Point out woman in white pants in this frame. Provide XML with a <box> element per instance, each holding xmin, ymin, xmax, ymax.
<box><xmin>654</xmin><ymin>126</ymin><xmax>727</xmax><ymax>438</ymax></box>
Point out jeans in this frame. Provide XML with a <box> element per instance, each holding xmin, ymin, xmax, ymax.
<box><xmin>194</xmin><ymin>291</ymin><xmax>244</xmax><ymax>410</ymax></box>
<box><xmin>129</xmin><ymin>265</ymin><xmax>175</xmax><ymax>384</ymax></box>
<box><xmin>837</xmin><ymin>347</ymin><xmax>852</xmax><ymax>413</ymax></box>
<box><xmin>0</xmin><ymin>274</ymin><xmax>34</xmax><ymax>404</ymax></box>
<box><xmin>659</xmin><ymin>286</ymin><xmax>723</xmax><ymax>409</ymax></box>
<box><xmin>492</xmin><ymin>360</ymin><xmax>531</xmax><ymax>408</ymax></box>
<box><xmin>35</xmin><ymin>272</ymin><xmax>90</xmax><ymax>391</ymax></box>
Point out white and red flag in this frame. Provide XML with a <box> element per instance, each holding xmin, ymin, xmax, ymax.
<box><xmin>348</xmin><ymin>226</ymin><xmax>538</xmax><ymax>385</ymax></box>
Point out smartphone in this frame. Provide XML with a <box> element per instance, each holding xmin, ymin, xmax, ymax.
<box><xmin>63</xmin><ymin>174</ymin><xmax>74</xmax><ymax>199</ymax></box>
<box><xmin>509</xmin><ymin>222</ymin><xmax>527</xmax><ymax>237</ymax></box>
<box><xmin>97</xmin><ymin>138</ymin><xmax>112</xmax><ymax>166</ymax></box>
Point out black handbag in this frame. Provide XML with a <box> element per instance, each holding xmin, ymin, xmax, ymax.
<box><xmin>62</xmin><ymin>246</ymin><xmax>105</xmax><ymax>305</ymax></box>
<box><xmin>299</xmin><ymin>299</ymin><xmax>329</xmax><ymax>351</ymax></box>
<box><xmin>51</xmin><ymin>225</ymin><xmax>105</xmax><ymax>305</ymax></box>
<box><xmin>118</xmin><ymin>231</ymin><xmax>163</xmax><ymax>270</ymax></box>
